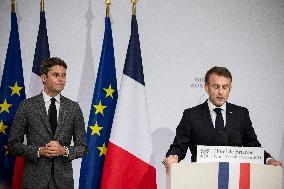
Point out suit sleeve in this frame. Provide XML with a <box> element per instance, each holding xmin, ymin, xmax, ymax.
<box><xmin>242</xmin><ymin>108</ymin><xmax>272</xmax><ymax>162</ymax></box>
<box><xmin>66</xmin><ymin>102</ymin><xmax>87</xmax><ymax>161</ymax></box>
<box><xmin>8</xmin><ymin>101</ymin><xmax>39</xmax><ymax>162</ymax></box>
<box><xmin>166</xmin><ymin>109</ymin><xmax>191</xmax><ymax>161</ymax></box>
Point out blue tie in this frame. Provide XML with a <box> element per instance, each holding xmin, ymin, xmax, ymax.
<box><xmin>214</xmin><ymin>108</ymin><xmax>224</xmax><ymax>130</ymax></box>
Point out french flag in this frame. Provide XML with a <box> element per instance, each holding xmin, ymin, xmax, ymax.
<box><xmin>100</xmin><ymin>15</ymin><xmax>157</xmax><ymax>189</ymax></box>
<box><xmin>219</xmin><ymin>162</ymin><xmax>250</xmax><ymax>189</ymax></box>
<box><xmin>29</xmin><ymin>10</ymin><xmax>50</xmax><ymax>97</ymax></box>
<box><xmin>218</xmin><ymin>163</ymin><xmax>282</xmax><ymax>189</ymax></box>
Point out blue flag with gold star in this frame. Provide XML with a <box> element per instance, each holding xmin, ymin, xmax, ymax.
<box><xmin>79</xmin><ymin>17</ymin><xmax>117</xmax><ymax>189</ymax></box>
<box><xmin>0</xmin><ymin>11</ymin><xmax>26</xmax><ymax>186</ymax></box>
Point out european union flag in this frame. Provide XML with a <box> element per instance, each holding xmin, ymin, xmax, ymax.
<box><xmin>10</xmin><ymin>9</ymin><xmax>50</xmax><ymax>189</ymax></box>
<box><xmin>79</xmin><ymin>17</ymin><xmax>117</xmax><ymax>189</ymax></box>
<box><xmin>0</xmin><ymin>11</ymin><xmax>26</xmax><ymax>186</ymax></box>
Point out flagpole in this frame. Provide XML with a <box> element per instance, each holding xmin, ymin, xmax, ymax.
<box><xmin>131</xmin><ymin>0</ymin><xmax>138</xmax><ymax>16</ymax></box>
<box><xmin>11</xmin><ymin>0</ymin><xmax>16</xmax><ymax>13</ymax></box>
<box><xmin>105</xmin><ymin>0</ymin><xmax>111</xmax><ymax>17</ymax></box>
<box><xmin>40</xmin><ymin>0</ymin><xmax>45</xmax><ymax>12</ymax></box>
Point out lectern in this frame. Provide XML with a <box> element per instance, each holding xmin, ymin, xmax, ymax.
<box><xmin>166</xmin><ymin>162</ymin><xmax>282</xmax><ymax>189</ymax></box>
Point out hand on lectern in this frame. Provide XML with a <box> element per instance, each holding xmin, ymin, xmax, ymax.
<box><xmin>266</xmin><ymin>159</ymin><xmax>283</xmax><ymax>167</ymax></box>
<box><xmin>164</xmin><ymin>155</ymin><xmax>178</xmax><ymax>175</ymax></box>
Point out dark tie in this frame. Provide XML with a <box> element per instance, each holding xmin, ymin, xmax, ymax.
<box><xmin>214</xmin><ymin>108</ymin><xmax>224</xmax><ymax>130</ymax></box>
<box><xmin>49</xmin><ymin>97</ymin><xmax>57</xmax><ymax>136</ymax></box>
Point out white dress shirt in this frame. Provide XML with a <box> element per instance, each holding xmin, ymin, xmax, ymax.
<box><xmin>207</xmin><ymin>99</ymin><xmax>226</xmax><ymax>128</ymax></box>
<box><xmin>42</xmin><ymin>90</ymin><xmax>60</xmax><ymax>121</ymax></box>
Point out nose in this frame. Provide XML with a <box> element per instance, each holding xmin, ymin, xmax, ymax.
<box><xmin>218</xmin><ymin>87</ymin><xmax>223</xmax><ymax>95</ymax></box>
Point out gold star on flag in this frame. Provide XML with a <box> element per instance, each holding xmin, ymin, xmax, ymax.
<box><xmin>89</xmin><ymin>121</ymin><xmax>103</xmax><ymax>136</ymax></box>
<box><xmin>103</xmin><ymin>84</ymin><xmax>115</xmax><ymax>99</ymax></box>
<box><xmin>93</xmin><ymin>100</ymin><xmax>107</xmax><ymax>115</ymax></box>
<box><xmin>0</xmin><ymin>120</ymin><xmax>8</xmax><ymax>135</ymax></box>
<box><xmin>0</xmin><ymin>99</ymin><xmax>12</xmax><ymax>113</ymax></box>
<box><xmin>9</xmin><ymin>81</ymin><xmax>23</xmax><ymax>96</ymax></box>
<box><xmin>97</xmin><ymin>143</ymin><xmax>107</xmax><ymax>156</ymax></box>
<box><xmin>4</xmin><ymin>146</ymin><xmax>8</xmax><ymax>155</ymax></box>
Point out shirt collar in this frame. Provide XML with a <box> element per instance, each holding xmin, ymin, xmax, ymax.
<box><xmin>207</xmin><ymin>99</ymin><xmax>226</xmax><ymax>113</ymax></box>
<box><xmin>42</xmin><ymin>90</ymin><xmax>61</xmax><ymax>103</ymax></box>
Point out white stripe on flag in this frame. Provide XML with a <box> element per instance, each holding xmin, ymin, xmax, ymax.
<box><xmin>28</xmin><ymin>72</ymin><xmax>43</xmax><ymax>97</ymax></box>
<box><xmin>110</xmin><ymin>75</ymin><xmax>153</xmax><ymax>165</ymax></box>
<box><xmin>228</xmin><ymin>163</ymin><xmax>240</xmax><ymax>189</ymax></box>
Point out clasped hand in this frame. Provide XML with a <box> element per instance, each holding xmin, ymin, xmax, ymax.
<box><xmin>39</xmin><ymin>141</ymin><xmax>66</xmax><ymax>158</ymax></box>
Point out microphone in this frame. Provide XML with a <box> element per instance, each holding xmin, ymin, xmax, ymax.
<box><xmin>214</xmin><ymin>130</ymin><xmax>229</xmax><ymax>146</ymax></box>
<box><xmin>228</xmin><ymin>130</ymin><xmax>243</xmax><ymax>146</ymax></box>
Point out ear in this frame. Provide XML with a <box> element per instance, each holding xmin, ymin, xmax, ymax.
<box><xmin>41</xmin><ymin>74</ymin><xmax>47</xmax><ymax>83</ymax></box>
<box><xmin>204</xmin><ymin>83</ymin><xmax>209</xmax><ymax>94</ymax></box>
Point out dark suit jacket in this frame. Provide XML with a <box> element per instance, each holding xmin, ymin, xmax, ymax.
<box><xmin>8</xmin><ymin>93</ymin><xmax>87</xmax><ymax>189</ymax></box>
<box><xmin>166</xmin><ymin>101</ymin><xmax>271</xmax><ymax>163</ymax></box>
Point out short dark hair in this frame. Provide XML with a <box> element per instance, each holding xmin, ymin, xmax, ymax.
<box><xmin>40</xmin><ymin>57</ymin><xmax>67</xmax><ymax>76</ymax></box>
<box><xmin>205</xmin><ymin>66</ymin><xmax>232</xmax><ymax>84</ymax></box>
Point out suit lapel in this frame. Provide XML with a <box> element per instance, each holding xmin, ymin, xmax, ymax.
<box><xmin>225</xmin><ymin>102</ymin><xmax>234</xmax><ymax>134</ymax></box>
<box><xmin>55</xmin><ymin>95</ymin><xmax>67</xmax><ymax>138</ymax></box>
<box><xmin>34</xmin><ymin>93</ymin><xmax>53</xmax><ymax>136</ymax></box>
<box><xmin>200</xmin><ymin>101</ymin><xmax>215</xmax><ymax>137</ymax></box>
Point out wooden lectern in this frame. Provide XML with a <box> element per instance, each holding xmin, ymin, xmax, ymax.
<box><xmin>166</xmin><ymin>162</ymin><xmax>282</xmax><ymax>189</ymax></box>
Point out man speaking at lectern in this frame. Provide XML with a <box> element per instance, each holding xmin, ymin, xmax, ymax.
<box><xmin>165</xmin><ymin>66</ymin><xmax>282</xmax><ymax>173</ymax></box>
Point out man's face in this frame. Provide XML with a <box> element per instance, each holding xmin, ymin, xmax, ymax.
<box><xmin>41</xmin><ymin>65</ymin><xmax>66</xmax><ymax>96</ymax></box>
<box><xmin>205</xmin><ymin>74</ymin><xmax>231</xmax><ymax>107</ymax></box>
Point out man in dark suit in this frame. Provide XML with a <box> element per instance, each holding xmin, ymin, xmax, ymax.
<box><xmin>165</xmin><ymin>66</ymin><xmax>282</xmax><ymax>173</ymax></box>
<box><xmin>8</xmin><ymin>57</ymin><xmax>87</xmax><ymax>189</ymax></box>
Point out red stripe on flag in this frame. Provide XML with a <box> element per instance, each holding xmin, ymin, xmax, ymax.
<box><xmin>101</xmin><ymin>142</ymin><xmax>156</xmax><ymax>189</ymax></box>
<box><xmin>239</xmin><ymin>163</ymin><xmax>250</xmax><ymax>189</ymax></box>
<box><xmin>12</xmin><ymin>157</ymin><xmax>24</xmax><ymax>189</ymax></box>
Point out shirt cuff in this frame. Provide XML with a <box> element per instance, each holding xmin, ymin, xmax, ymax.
<box><xmin>169</xmin><ymin>155</ymin><xmax>178</xmax><ymax>161</ymax></box>
<box><xmin>63</xmin><ymin>146</ymin><xmax>69</xmax><ymax>157</ymax></box>
<box><xmin>37</xmin><ymin>147</ymin><xmax>41</xmax><ymax>158</ymax></box>
<box><xmin>163</xmin><ymin>155</ymin><xmax>179</xmax><ymax>165</ymax></box>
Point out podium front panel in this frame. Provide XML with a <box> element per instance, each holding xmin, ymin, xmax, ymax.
<box><xmin>166</xmin><ymin>162</ymin><xmax>282</xmax><ymax>189</ymax></box>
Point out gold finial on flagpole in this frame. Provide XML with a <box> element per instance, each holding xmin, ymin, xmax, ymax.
<box><xmin>105</xmin><ymin>0</ymin><xmax>111</xmax><ymax>17</ymax></box>
<box><xmin>11</xmin><ymin>0</ymin><xmax>16</xmax><ymax>13</ymax></box>
<box><xmin>40</xmin><ymin>0</ymin><xmax>45</xmax><ymax>12</ymax></box>
<box><xmin>131</xmin><ymin>0</ymin><xmax>138</xmax><ymax>16</ymax></box>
